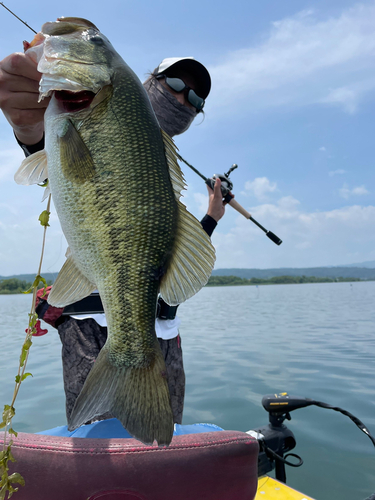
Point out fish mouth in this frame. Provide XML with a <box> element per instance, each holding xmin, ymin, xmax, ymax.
<box><xmin>54</xmin><ymin>90</ymin><xmax>96</xmax><ymax>112</ymax></box>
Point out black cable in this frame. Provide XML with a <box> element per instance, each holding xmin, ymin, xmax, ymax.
<box><xmin>262</xmin><ymin>442</ymin><xmax>304</xmax><ymax>468</ymax></box>
<box><xmin>312</xmin><ymin>400</ymin><xmax>375</xmax><ymax>447</ymax></box>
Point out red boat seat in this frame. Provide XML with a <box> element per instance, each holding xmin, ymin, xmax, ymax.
<box><xmin>0</xmin><ymin>430</ymin><xmax>258</xmax><ymax>500</ymax></box>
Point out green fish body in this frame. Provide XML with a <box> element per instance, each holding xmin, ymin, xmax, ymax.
<box><xmin>15</xmin><ymin>18</ymin><xmax>215</xmax><ymax>446</ymax></box>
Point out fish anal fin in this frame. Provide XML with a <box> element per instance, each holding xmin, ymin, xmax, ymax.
<box><xmin>68</xmin><ymin>341</ymin><xmax>174</xmax><ymax>447</ymax></box>
<box><xmin>58</xmin><ymin>119</ymin><xmax>96</xmax><ymax>183</ymax></box>
<box><xmin>48</xmin><ymin>255</ymin><xmax>96</xmax><ymax>307</ymax></box>
<box><xmin>14</xmin><ymin>150</ymin><xmax>48</xmax><ymax>186</ymax></box>
<box><xmin>160</xmin><ymin>201</ymin><xmax>216</xmax><ymax>306</ymax></box>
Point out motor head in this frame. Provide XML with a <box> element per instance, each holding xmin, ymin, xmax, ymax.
<box><xmin>262</xmin><ymin>393</ymin><xmax>315</xmax><ymax>414</ymax></box>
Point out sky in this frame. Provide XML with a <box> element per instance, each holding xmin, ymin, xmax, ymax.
<box><xmin>0</xmin><ymin>0</ymin><xmax>375</xmax><ymax>277</ymax></box>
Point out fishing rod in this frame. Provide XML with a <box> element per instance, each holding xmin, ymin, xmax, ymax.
<box><xmin>178</xmin><ymin>154</ymin><xmax>283</xmax><ymax>246</ymax></box>
<box><xmin>0</xmin><ymin>2</ymin><xmax>37</xmax><ymax>33</ymax></box>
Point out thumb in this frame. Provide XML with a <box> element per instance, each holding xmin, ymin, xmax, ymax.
<box><xmin>214</xmin><ymin>177</ymin><xmax>222</xmax><ymax>197</ymax></box>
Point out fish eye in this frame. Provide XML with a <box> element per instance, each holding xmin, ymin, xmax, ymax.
<box><xmin>90</xmin><ymin>35</ymin><xmax>104</xmax><ymax>44</ymax></box>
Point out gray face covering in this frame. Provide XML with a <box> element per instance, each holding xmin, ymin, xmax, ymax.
<box><xmin>143</xmin><ymin>77</ymin><xmax>197</xmax><ymax>137</ymax></box>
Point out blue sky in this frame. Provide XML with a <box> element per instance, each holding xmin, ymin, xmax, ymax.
<box><xmin>1</xmin><ymin>0</ymin><xmax>375</xmax><ymax>276</ymax></box>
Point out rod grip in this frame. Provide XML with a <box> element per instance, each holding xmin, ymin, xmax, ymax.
<box><xmin>266</xmin><ymin>231</ymin><xmax>282</xmax><ymax>246</ymax></box>
<box><xmin>228</xmin><ymin>198</ymin><xmax>251</xmax><ymax>218</ymax></box>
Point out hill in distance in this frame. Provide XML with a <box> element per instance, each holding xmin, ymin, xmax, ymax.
<box><xmin>340</xmin><ymin>260</ymin><xmax>375</xmax><ymax>268</ymax></box>
<box><xmin>1</xmin><ymin>261</ymin><xmax>375</xmax><ymax>283</ymax></box>
<box><xmin>211</xmin><ymin>266</ymin><xmax>375</xmax><ymax>280</ymax></box>
<box><xmin>0</xmin><ymin>272</ymin><xmax>58</xmax><ymax>283</ymax></box>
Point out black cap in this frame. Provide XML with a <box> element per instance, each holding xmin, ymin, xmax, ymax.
<box><xmin>154</xmin><ymin>57</ymin><xmax>211</xmax><ymax>99</ymax></box>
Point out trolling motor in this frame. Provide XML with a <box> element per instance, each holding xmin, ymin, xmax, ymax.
<box><xmin>178</xmin><ymin>155</ymin><xmax>283</xmax><ymax>246</ymax></box>
<box><xmin>249</xmin><ymin>394</ymin><xmax>302</xmax><ymax>483</ymax></box>
<box><xmin>249</xmin><ymin>392</ymin><xmax>375</xmax><ymax>484</ymax></box>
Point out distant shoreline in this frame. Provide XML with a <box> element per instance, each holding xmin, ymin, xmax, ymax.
<box><xmin>206</xmin><ymin>275</ymin><xmax>364</xmax><ymax>287</ymax></box>
<box><xmin>0</xmin><ymin>278</ymin><xmax>52</xmax><ymax>295</ymax></box>
<box><xmin>0</xmin><ymin>275</ymin><xmax>367</xmax><ymax>294</ymax></box>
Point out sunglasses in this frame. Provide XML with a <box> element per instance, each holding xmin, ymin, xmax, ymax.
<box><xmin>156</xmin><ymin>75</ymin><xmax>205</xmax><ymax>111</ymax></box>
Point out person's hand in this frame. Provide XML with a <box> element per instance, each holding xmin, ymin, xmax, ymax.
<box><xmin>0</xmin><ymin>52</ymin><xmax>48</xmax><ymax>145</ymax></box>
<box><xmin>206</xmin><ymin>177</ymin><xmax>227</xmax><ymax>222</ymax></box>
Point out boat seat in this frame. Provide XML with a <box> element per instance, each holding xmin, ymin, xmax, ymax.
<box><xmin>0</xmin><ymin>430</ymin><xmax>259</xmax><ymax>500</ymax></box>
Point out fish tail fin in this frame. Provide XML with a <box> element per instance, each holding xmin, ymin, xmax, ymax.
<box><xmin>68</xmin><ymin>341</ymin><xmax>174</xmax><ymax>446</ymax></box>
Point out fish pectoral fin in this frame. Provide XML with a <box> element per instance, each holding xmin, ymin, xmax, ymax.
<box><xmin>14</xmin><ymin>150</ymin><xmax>48</xmax><ymax>186</ymax></box>
<box><xmin>160</xmin><ymin>200</ymin><xmax>216</xmax><ymax>306</ymax></box>
<box><xmin>68</xmin><ymin>342</ymin><xmax>174</xmax><ymax>447</ymax></box>
<box><xmin>48</xmin><ymin>255</ymin><xmax>96</xmax><ymax>307</ymax></box>
<box><xmin>58</xmin><ymin>119</ymin><xmax>96</xmax><ymax>183</ymax></box>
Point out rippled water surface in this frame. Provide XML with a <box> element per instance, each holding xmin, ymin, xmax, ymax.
<box><xmin>1</xmin><ymin>281</ymin><xmax>375</xmax><ymax>500</ymax></box>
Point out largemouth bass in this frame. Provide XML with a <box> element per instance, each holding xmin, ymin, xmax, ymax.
<box><xmin>15</xmin><ymin>17</ymin><xmax>215</xmax><ymax>446</ymax></box>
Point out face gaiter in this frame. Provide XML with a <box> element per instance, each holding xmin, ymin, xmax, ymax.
<box><xmin>143</xmin><ymin>77</ymin><xmax>197</xmax><ymax>137</ymax></box>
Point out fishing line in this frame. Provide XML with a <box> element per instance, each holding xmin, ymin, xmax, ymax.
<box><xmin>0</xmin><ymin>3</ymin><xmax>37</xmax><ymax>33</ymax></box>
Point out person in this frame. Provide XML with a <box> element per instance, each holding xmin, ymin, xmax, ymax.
<box><xmin>0</xmin><ymin>53</ymin><xmax>226</xmax><ymax>425</ymax></box>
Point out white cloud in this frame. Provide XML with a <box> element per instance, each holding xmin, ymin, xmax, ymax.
<box><xmin>319</xmin><ymin>146</ymin><xmax>326</xmax><ymax>151</ymax></box>
<box><xmin>339</xmin><ymin>184</ymin><xmax>369</xmax><ymax>199</ymax></box>
<box><xmin>320</xmin><ymin>86</ymin><xmax>358</xmax><ymax>114</ymax></box>
<box><xmin>352</xmin><ymin>186</ymin><xmax>369</xmax><ymax>195</ymax></box>
<box><xmin>329</xmin><ymin>169</ymin><xmax>346</xmax><ymax>177</ymax></box>
<box><xmin>208</xmin><ymin>3</ymin><xmax>375</xmax><ymax>115</ymax></box>
<box><xmin>212</xmin><ymin>201</ymin><xmax>375</xmax><ymax>269</ymax></box>
<box><xmin>277</xmin><ymin>196</ymin><xmax>300</xmax><ymax>210</ymax></box>
<box><xmin>243</xmin><ymin>177</ymin><xmax>277</xmax><ymax>200</ymax></box>
<box><xmin>320</xmin><ymin>78</ymin><xmax>375</xmax><ymax>113</ymax></box>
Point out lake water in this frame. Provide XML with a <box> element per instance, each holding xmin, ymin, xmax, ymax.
<box><xmin>0</xmin><ymin>281</ymin><xmax>375</xmax><ymax>500</ymax></box>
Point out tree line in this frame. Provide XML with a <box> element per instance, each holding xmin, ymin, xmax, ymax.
<box><xmin>0</xmin><ymin>275</ymin><xmax>363</xmax><ymax>294</ymax></box>
<box><xmin>206</xmin><ymin>275</ymin><xmax>362</xmax><ymax>287</ymax></box>
<box><xmin>0</xmin><ymin>278</ymin><xmax>52</xmax><ymax>294</ymax></box>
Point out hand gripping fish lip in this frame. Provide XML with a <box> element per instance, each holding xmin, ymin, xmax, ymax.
<box><xmin>25</xmin><ymin>21</ymin><xmax>112</xmax><ymax>102</ymax></box>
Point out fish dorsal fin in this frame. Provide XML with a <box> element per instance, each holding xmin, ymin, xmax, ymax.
<box><xmin>161</xmin><ymin>129</ymin><xmax>186</xmax><ymax>196</ymax></box>
<box><xmin>48</xmin><ymin>254</ymin><xmax>96</xmax><ymax>307</ymax></box>
<box><xmin>160</xmin><ymin>130</ymin><xmax>216</xmax><ymax>306</ymax></box>
<box><xmin>14</xmin><ymin>150</ymin><xmax>48</xmax><ymax>186</ymax></box>
<box><xmin>159</xmin><ymin>200</ymin><xmax>216</xmax><ymax>305</ymax></box>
